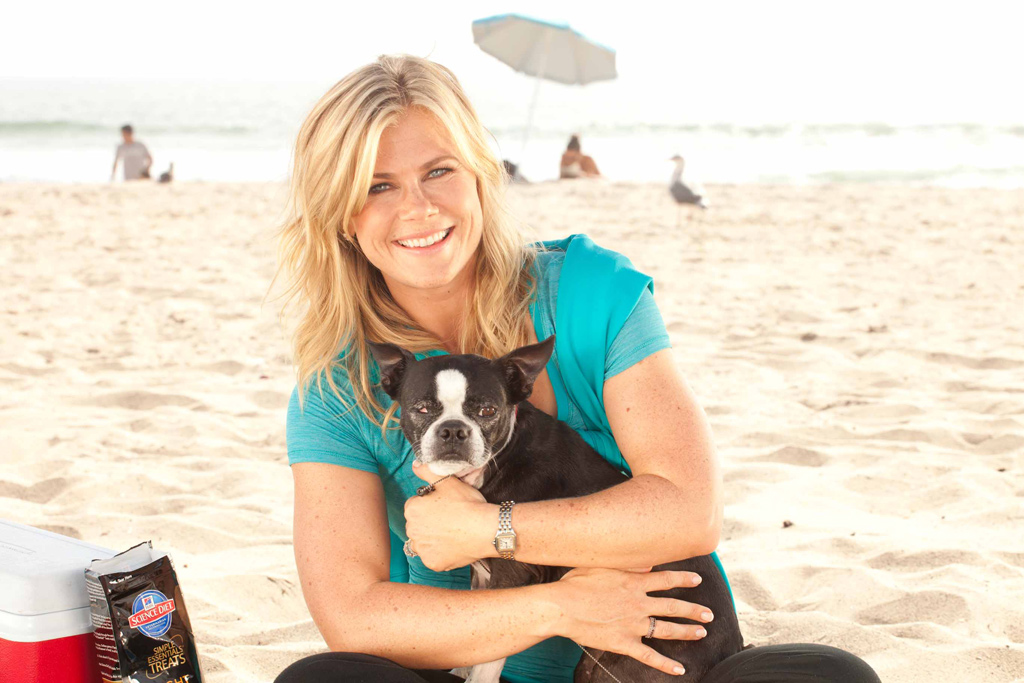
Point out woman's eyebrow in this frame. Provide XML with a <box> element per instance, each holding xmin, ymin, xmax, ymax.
<box><xmin>373</xmin><ymin>155</ymin><xmax>458</xmax><ymax>179</ymax></box>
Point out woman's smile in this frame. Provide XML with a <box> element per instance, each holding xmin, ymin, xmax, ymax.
<box><xmin>394</xmin><ymin>225</ymin><xmax>454</xmax><ymax>251</ymax></box>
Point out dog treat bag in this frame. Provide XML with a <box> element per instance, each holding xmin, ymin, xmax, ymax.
<box><xmin>85</xmin><ymin>542</ymin><xmax>204</xmax><ymax>683</ymax></box>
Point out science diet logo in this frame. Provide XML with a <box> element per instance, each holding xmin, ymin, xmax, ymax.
<box><xmin>129</xmin><ymin>590</ymin><xmax>176</xmax><ymax>638</ymax></box>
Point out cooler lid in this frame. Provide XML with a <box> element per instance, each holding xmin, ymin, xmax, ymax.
<box><xmin>0</xmin><ymin>519</ymin><xmax>115</xmax><ymax>616</ymax></box>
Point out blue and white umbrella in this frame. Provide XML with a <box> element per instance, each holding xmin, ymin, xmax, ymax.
<box><xmin>472</xmin><ymin>13</ymin><xmax>617</xmax><ymax>158</ymax></box>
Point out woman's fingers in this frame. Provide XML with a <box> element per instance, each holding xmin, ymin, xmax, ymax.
<box><xmin>643</xmin><ymin>570</ymin><xmax>702</xmax><ymax>592</ymax></box>
<box><xmin>642</xmin><ymin>617</ymin><xmax>709</xmax><ymax>641</ymax></box>
<box><xmin>648</xmin><ymin>596</ymin><xmax>714</xmax><ymax>623</ymax></box>
<box><xmin>622</xmin><ymin>642</ymin><xmax>686</xmax><ymax>677</ymax></box>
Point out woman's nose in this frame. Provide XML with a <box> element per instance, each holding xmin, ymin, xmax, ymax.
<box><xmin>398</xmin><ymin>182</ymin><xmax>439</xmax><ymax>221</ymax></box>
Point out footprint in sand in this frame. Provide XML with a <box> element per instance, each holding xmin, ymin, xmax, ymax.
<box><xmin>750</xmin><ymin>446</ymin><xmax>829</xmax><ymax>467</ymax></box>
<box><xmin>204</xmin><ymin>360</ymin><xmax>247</xmax><ymax>376</ymax></box>
<box><xmin>0</xmin><ymin>362</ymin><xmax>59</xmax><ymax>377</ymax></box>
<box><xmin>0</xmin><ymin>477</ymin><xmax>70</xmax><ymax>504</ymax></box>
<box><xmin>844</xmin><ymin>474</ymin><xmax>916</xmax><ymax>497</ymax></box>
<box><xmin>923</xmin><ymin>351</ymin><xmax>1023</xmax><ymax>370</ymax></box>
<box><xmin>969</xmin><ymin>433</ymin><xmax>1024</xmax><ymax>454</ymax></box>
<box><xmin>865</xmin><ymin>549</ymin><xmax>986</xmax><ymax>572</ymax></box>
<box><xmin>994</xmin><ymin>551</ymin><xmax>1024</xmax><ymax>568</ymax></box>
<box><xmin>725</xmin><ymin>466</ymin><xmax>792</xmax><ymax>485</ymax></box>
<box><xmin>250</xmin><ymin>391</ymin><xmax>289</xmax><ymax>410</ymax></box>
<box><xmin>85</xmin><ymin>391</ymin><xmax>204</xmax><ymax>411</ymax></box>
<box><xmin>857</xmin><ymin>590</ymin><xmax>970</xmax><ymax>626</ymax></box>
<box><xmin>727</xmin><ymin>568</ymin><xmax>780</xmax><ymax>611</ymax></box>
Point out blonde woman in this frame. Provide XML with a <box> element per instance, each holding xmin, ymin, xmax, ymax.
<box><xmin>272</xmin><ymin>55</ymin><xmax>880</xmax><ymax>683</ymax></box>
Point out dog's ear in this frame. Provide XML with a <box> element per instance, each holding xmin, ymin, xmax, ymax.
<box><xmin>366</xmin><ymin>341</ymin><xmax>416</xmax><ymax>399</ymax></box>
<box><xmin>497</xmin><ymin>335</ymin><xmax>555</xmax><ymax>404</ymax></box>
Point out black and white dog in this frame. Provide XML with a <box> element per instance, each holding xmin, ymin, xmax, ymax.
<box><xmin>369</xmin><ymin>336</ymin><xmax>743</xmax><ymax>682</ymax></box>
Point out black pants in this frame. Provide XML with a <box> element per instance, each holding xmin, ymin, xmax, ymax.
<box><xmin>274</xmin><ymin>643</ymin><xmax>881</xmax><ymax>683</ymax></box>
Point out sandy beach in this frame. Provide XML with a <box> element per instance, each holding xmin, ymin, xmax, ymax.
<box><xmin>1</xmin><ymin>180</ymin><xmax>1022</xmax><ymax>682</ymax></box>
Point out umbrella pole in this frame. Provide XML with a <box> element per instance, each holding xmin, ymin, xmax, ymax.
<box><xmin>519</xmin><ymin>29</ymin><xmax>553</xmax><ymax>162</ymax></box>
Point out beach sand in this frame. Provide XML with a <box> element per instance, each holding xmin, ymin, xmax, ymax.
<box><xmin>1</xmin><ymin>180</ymin><xmax>1022</xmax><ymax>682</ymax></box>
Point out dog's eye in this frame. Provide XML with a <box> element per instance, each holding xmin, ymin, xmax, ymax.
<box><xmin>479</xmin><ymin>406</ymin><xmax>496</xmax><ymax>418</ymax></box>
<box><xmin>416</xmin><ymin>405</ymin><xmax>429</xmax><ymax>414</ymax></box>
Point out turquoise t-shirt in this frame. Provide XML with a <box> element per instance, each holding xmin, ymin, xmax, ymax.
<box><xmin>286</xmin><ymin>235</ymin><xmax>714</xmax><ymax>683</ymax></box>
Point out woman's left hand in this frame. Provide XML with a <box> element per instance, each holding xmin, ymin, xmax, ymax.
<box><xmin>404</xmin><ymin>460</ymin><xmax>496</xmax><ymax>571</ymax></box>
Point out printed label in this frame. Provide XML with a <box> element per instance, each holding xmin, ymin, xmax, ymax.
<box><xmin>130</xmin><ymin>590</ymin><xmax>177</xmax><ymax>638</ymax></box>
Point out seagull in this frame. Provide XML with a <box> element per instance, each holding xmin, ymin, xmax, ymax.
<box><xmin>669</xmin><ymin>155</ymin><xmax>707</xmax><ymax>227</ymax></box>
<box><xmin>158</xmin><ymin>162</ymin><xmax>174</xmax><ymax>184</ymax></box>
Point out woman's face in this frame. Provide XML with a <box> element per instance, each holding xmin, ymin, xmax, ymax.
<box><xmin>351</xmin><ymin>107</ymin><xmax>483</xmax><ymax>301</ymax></box>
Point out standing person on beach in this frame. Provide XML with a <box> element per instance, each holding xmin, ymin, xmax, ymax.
<box><xmin>111</xmin><ymin>124</ymin><xmax>152</xmax><ymax>182</ymax></box>
<box><xmin>271</xmin><ymin>55</ymin><xmax>881</xmax><ymax>683</ymax></box>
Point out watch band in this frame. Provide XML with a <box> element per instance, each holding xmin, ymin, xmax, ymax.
<box><xmin>494</xmin><ymin>500</ymin><xmax>517</xmax><ymax>560</ymax></box>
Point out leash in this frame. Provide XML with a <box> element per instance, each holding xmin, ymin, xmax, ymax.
<box><xmin>416</xmin><ymin>474</ymin><xmax>454</xmax><ymax>497</ymax></box>
<box><xmin>577</xmin><ymin>644</ymin><xmax>628</xmax><ymax>683</ymax></box>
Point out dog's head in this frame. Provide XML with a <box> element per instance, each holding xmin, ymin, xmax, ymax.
<box><xmin>367</xmin><ymin>336</ymin><xmax>554</xmax><ymax>486</ymax></box>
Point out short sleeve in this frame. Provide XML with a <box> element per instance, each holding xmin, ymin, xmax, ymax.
<box><xmin>605</xmin><ymin>287</ymin><xmax>672</xmax><ymax>380</ymax></box>
<box><xmin>286</xmin><ymin>383</ymin><xmax>378</xmax><ymax>473</ymax></box>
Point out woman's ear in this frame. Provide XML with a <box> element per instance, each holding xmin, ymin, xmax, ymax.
<box><xmin>497</xmin><ymin>335</ymin><xmax>555</xmax><ymax>404</ymax></box>
<box><xmin>366</xmin><ymin>342</ymin><xmax>416</xmax><ymax>398</ymax></box>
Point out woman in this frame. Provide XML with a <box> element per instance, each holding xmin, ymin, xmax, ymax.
<box><xmin>272</xmin><ymin>55</ymin><xmax>880</xmax><ymax>683</ymax></box>
<box><xmin>559</xmin><ymin>134</ymin><xmax>601</xmax><ymax>179</ymax></box>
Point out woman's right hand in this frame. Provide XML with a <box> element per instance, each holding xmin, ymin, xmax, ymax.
<box><xmin>550</xmin><ymin>566</ymin><xmax>714</xmax><ymax>677</ymax></box>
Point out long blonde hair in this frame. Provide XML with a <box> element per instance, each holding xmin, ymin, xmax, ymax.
<box><xmin>271</xmin><ymin>54</ymin><xmax>538</xmax><ymax>429</ymax></box>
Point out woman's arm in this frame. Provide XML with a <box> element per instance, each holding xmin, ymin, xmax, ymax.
<box><xmin>511</xmin><ymin>348</ymin><xmax>722</xmax><ymax>567</ymax></box>
<box><xmin>407</xmin><ymin>348</ymin><xmax>722</xmax><ymax>571</ymax></box>
<box><xmin>292</xmin><ymin>461</ymin><xmax>708</xmax><ymax>674</ymax></box>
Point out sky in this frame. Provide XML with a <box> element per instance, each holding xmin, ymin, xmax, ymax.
<box><xmin>3</xmin><ymin>0</ymin><xmax>1023</xmax><ymax>125</ymax></box>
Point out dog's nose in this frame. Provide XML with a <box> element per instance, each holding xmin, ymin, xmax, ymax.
<box><xmin>437</xmin><ymin>420</ymin><xmax>470</xmax><ymax>442</ymax></box>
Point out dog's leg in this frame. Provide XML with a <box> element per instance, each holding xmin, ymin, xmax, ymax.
<box><xmin>465</xmin><ymin>659</ymin><xmax>507</xmax><ymax>683</ymax></box>
<box><xmin>453</xmin><ymin>562</ymin><xmax>505</xmax><ymax>681</ymax></box>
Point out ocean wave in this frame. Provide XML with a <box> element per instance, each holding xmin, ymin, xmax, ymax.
<box><xmin>808</xmin><ymin>165</ymin><xmax>1024</xmax><ymax>184</ymax></box>
<box><xmin>487</xmin><ymin>122</ymin><xmax>1024</xmax><ymax>139</ymax></box>
<box><xmin>0</xmin><ymin>120</ymin><xmax>256</xmax><ymax>136</ymax></box>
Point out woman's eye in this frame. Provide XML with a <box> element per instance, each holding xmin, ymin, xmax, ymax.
<box><xmin>369</xmin><ymin>167</ymin><xmax>452</xmax><ymax>196</ymax></box>
<box><xmin>479</xmin><ymin>406</ymin><xmax>496</xmax><ymax>418</ymax></box>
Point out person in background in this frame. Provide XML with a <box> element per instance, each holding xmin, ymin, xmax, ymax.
<box><xmin>111</xmin><ymin>124</ymin><xmax>153</xmax><ymax>182</ymax></box>
<box><xmin>560</xmin><ymin>134</ymin><xmax>601</xmax><ymax>179</ymax></box>
<box><xmin>502</xmin><ymin>159</ymin><xmax>529</xmax><ymax>184</ymax></box>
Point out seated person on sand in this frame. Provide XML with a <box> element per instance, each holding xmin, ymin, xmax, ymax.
<box><xmin>560</xmin><ymin>134</ymin><xmax>601</xmax><ymax>178</ymax></box>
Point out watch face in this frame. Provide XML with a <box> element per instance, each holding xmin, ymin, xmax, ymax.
<box><xmin>496</xmin><ymin>536</ymin><xmax>516</xmax><ymax>552</ymax></box>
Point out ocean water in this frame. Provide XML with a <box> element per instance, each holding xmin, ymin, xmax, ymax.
<box><xmin>3</xmin><ymin>79</ymin><xmax>1023</xmax><ymax>187</ymax></box>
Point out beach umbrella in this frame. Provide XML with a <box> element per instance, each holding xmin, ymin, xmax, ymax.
<box><xmin>471</xmin><ymin>13</ymin><xmax>617</xmax><ymax>159</ymax></box>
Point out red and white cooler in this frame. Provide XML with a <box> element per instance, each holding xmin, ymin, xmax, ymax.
<box><xmin>0</xmin><ymin>519</ymin><xmax>115</xmax><ymax>683</ymax></box>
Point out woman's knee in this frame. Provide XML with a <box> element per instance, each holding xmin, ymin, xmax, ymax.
<box><xmin>808</xmin><ymin>644</ymin><xmax>881</xmax><ymax>683</ymax></box>
<box><xmin>774</xmin><ymin>647</ymin><xmax>880</xmax><ymax>683</ymax></box>
<box><xmin>274</xmin><ymin>652</ymin><xmax>425</xmax><ymax>683</ymax></box>
<box><xmin>704</xmin><ymin>643</ymin><xmax>881</xmax><ymax>683</ymax></box>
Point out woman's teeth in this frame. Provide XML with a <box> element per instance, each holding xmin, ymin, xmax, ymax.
<box><xmin>397</xmin><ymin>227</ymin><xmax>451</xmax><ymax>248</ymax></box>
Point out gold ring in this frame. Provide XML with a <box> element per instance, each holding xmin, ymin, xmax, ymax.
<box><xmin>647</xmin><ymin>616</ymin><xmax>657</xmax><ymax>639</ymax></box>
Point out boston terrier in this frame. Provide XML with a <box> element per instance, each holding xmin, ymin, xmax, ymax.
<box><xmin>368</xmin><ymin>336</ymin><xmax>743</xmax><ymax>682</ymax></box>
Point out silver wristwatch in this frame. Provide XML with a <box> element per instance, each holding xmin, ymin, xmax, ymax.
<box><xmin>493</xmin><ymin>501</ymin><xmax>517</xmax><ymax>560</ymax></box>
